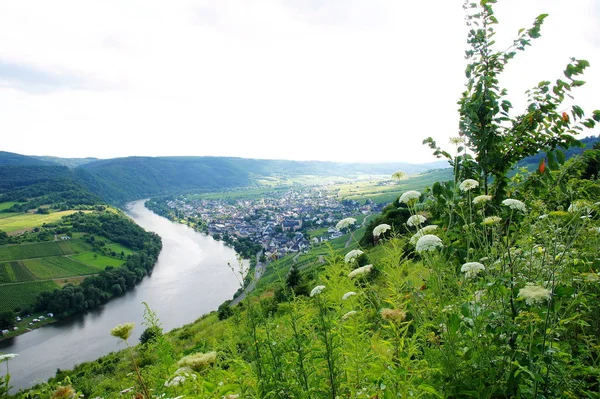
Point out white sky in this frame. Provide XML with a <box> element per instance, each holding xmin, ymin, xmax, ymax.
<box><xmin>0</xmin><ymin>0</ymin><xmax>598</xmax><ymax>163</ymax></box>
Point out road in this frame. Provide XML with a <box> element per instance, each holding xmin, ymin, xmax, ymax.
<box><xmin>230</xmin><ymin>251</ymin><xmax>265</xmax><ymax>306</ymax></box>
<box><xmin>345</xmin><ymin>213</ymin><xmax>371</xmax><ymax>248</ymax></box>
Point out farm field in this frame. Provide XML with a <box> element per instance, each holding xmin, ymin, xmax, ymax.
<box><xmin>0</xmin><ymin>281</ymin><xmax>59</xmax><ymax>313</ymax></box>
<box><xmin>69</xmin><ymin>252</ymin><xmax>124</xmax><ymax>268</ymax></box>
<box><xmin>0</xmin><ymin>210</ymin><xmax>79</xmax><ymax>233</ymax></box>
<box><xmin>23</xmin><ymin>257</ymin><xmax>104</xmax><ymax>279</ymax></box>
<box><xmin>0</xmin><ymin>201</ymin><xmax>22</xmax><ymax>211</ymax></box>
<box><xmin>0</xmin><ymin>261</ymin><xmax>36</xmax><ymax>283</ymax></box>
<box><xmin>104</xmin><ymin>242</ymin><xmax>134</xmax><ymax>256</ymax></box>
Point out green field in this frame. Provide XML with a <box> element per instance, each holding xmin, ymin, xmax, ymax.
<box><xmin>0</xmin><ymin>239</ymin><xmax>92</xmax><ymax>262</ymax></box>
<box><xmin>23</xmin><ymin>256</ymin><xmax>105</xmax><ymax>279</ymax></box>
<box><xmin>0</xmin><ymin>210</ymin><xmax>79</xmax><ymax>233</ymax></box>
<box><xmin>0</xmin><ymin>241</ymin><xmax>64</xmax><ymax>261</ymax></box>
<box><xmin>0</xmin><ymin>281</ymin><xmax>59</xmax><ymax>312</ymax></box>
<box><xmin>69</xmin><ymin>252</ymin><xmax>124</xmax><ymax>268</ymax></box>
<box><xmin>0</xmin><ymin>261</ymin><xmax>36</xmax><ymax>283</ymax></box>
<box><xmin>104</xmin><ymin>242</ymin><xmax>134</xmax><ymax>256</ymax></box>
<box><xmin>0</xmin><ymin>202</ymin><xmax>21</xmax><ymax>211</ymax></box>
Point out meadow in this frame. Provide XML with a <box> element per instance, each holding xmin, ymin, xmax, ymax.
<box><xmin>0</xmin><ymin>210</ymin><xmax>79</xmax><ymax>233</ymax></box>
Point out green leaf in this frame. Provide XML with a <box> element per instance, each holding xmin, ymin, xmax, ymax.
<box><xmin>418</xmin><ymin>384</ymin><xmax>443</xmax><ymax>398</ymax></box>
<box><xmin>556</xmin><ymin>150</ymin><xmax>566</xmax><ymax>164</ymax></box>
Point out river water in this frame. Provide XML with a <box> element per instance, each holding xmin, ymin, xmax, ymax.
<box><xmin>0</xmin><ymin>199</ymin><xmax>243</xmax><ymax>391</ymax></box>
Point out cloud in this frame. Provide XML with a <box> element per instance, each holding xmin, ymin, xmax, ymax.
<box><xmin>0</xmin><ymin>60</ymin><xmax>89</xmax><ymax>93</ymax></box>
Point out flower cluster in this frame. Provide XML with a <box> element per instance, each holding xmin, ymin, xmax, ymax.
<box><xmin>473</xmin><ymin>195</ymin><xmax>492</xmax><ymax>205</ymax></box>
<box><xmin>518</xmin><ymin>284</ymin><xmax>551</xmax><ymax>305</ymax></box>
<box><xmin>344</xmin><ymin>249</ymin><xmax>364</xmax><ymax>264</ymax></box>
<box><xmin>342</xmin><ymin>311</ymin><xmax>357</xmax><ymax>320</ymax></box>
<box><xmin>310</xmin><ymin>285</ymin><xmax>326</xmax><ymax>297</ymax></box>
<box><xmin>0</xmin><ymin>353</ymin><xmax>18</xmax><ymax>362</ymax></box>
<box><xmin>342</xmin><ymin>291</ymin><xmax>356</xmax><ymax>300</ymax></box>
<box><xmin>110</xmin><ymin>322</ymin><xmax>135</xmax><ymax>341</ymax></box>
<box><xmin>410</xmin><ymin>225</ymin><xmax>439</xmax><ymax>245</ymax></box>
<box><xmin>415</xmin><ymin>235</ymin><xmax>443</xmax><ymax>253</ymax></box>
<box><xmin>482</xmin><ymin>216</ymin><xmax>502</xmax><ymax>226</ymax></box>
<box><xmin>372</xmin><ymin>223</ymin><xmax>391</xmax><ymax>237</ymax></box>
<box><xmin>399</xmin><ymin>190</ymin><xmax>421</xmax><ymax>204</ymax></box>
<box><xmin>348</xmin><ymin>264</ymin><xmax>373</xmax><ymax>279</ymax></box>
<box><xmin>407</xmin><ymin>214</ymin><xmax>427</xmax><ymax>227</ymax></box>
<box><xmin>502</xmin><ymin>198</ymin><xmax>527</xmax><ymax>213</ymax></box>
<box><xmin>460</xmin><ymin>262</ymin><xmax>485</xmax><ymax>278</ymax></box>
<box><xmin>177</xmin><ymin>351</ymin><xmax>217</xmax><ymax>371</ymax></box>
<box><xmin>380</xmin><ymin>308</ymin><xmax>406</xmax><ymax>322</ymax></box>
<box><xmin>336</xmin><ymin>217</ymin><xmax>357</xmax><ymax>231</ymax></box>
<box><xmin>459</xmin><ymin>179</ymin><xmax>479</xmax><ymax>191</ymax></box>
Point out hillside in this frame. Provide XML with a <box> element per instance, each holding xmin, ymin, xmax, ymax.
<box><xmin>20</xmin><ymin>145</ymin><xmax>600</xmax><ymax>399</ymax></box>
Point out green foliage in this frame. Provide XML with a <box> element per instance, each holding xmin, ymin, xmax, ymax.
<box><xmin>425</xmin><ymin>2</ymin><xmax>599</xmax><ymax>197</ymax></box>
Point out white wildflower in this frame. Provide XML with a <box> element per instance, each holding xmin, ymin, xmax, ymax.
<box><xmin>472</xmin><ymin>195</ymin><xmax>492</xmax><ymax>205</ymax></box>
<box><xmin>502</xmin><ymin>198</ymin><xmax>527</xmax><ymax>213</ymax></box>
<box><xmin>342</xmin><ymin>291</ymin><xmax>357</xmax><ymax>300</ymax></box>
<box><xmin>336</xmin><ymin>217</ymin><xmax>356</xmax><ymax>231</ymax></box>
<box><xmin>0</xmin><ymin>354</ymin><xmax>18</xmax><ymax>362</ymax></box>
<box><xmin>482</xmin><ymin>216</ymin><xmax>502</xmax><ymax>226</ymax></box>
<box><xmin>164</xmin><ymin>376</ymin><xmax>186</xmax><ymax>387</ymax></box>
<box><xmin>410</xmin><ymin>225</ymin><xmax>439</xmax><ymax>244</ymax></box>
<box><xmin>342</xmin><ymin>311</ymin><xmax>357</xmax><ymax>320</ymax></box>
<box><xmin>344</xmin><ymin>249</ymin><xmax>364</xmax><ymax>264</ymax></box>
<box><xmin>415</xmin><ymin>235</ymin><xmax>443</xmax><ymax>253</ymax></box>
<box><xmin>310</xmin><ymin>285</ymin><xmax>326</xmax><ymax>297</ymax></box>
<box><xmin>399</xmin><ymin>190</ymin><xmax>421</xmax><ymax>204</ymax></box>
<box><xmin>372</xmin><ymin>223</ymin><xmax>391</xmax><ymax>237</ymax></box>
<box><xmin>348</xmin><ymin>264</ymin><xmax>373</xmax><ymax>278</ymax></box>
<box><xmin>460</xmin><ymin>262</ymin><xmax>485</xmax><ymax>278</ymax></box>
<box><xmin>518</xmin><ymin>284</ymin><xmax>551</xmax><ymax>305</ymax></box>
<box><xmin>459</xmin><ymin>179</ymin><xmax>479</xmax><ymax>191</ymax></box>
<box><xmin>449</xmin><ymin>137</ymin><xmax>465</xmax><ymax>145</ymax></box>
<box><xmin>407</xmin><ymin>214</ymin><xmax>427</xmax><ymax>227</ymax></box>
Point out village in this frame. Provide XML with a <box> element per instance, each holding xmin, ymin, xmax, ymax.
<box><xmin>165</xmin><ymin>188</ymin><xmax>384</xmax><ymax>259</ymax></box>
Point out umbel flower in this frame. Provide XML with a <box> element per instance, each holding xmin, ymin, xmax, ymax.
<box><xmin>0</xmin><ymin>353</ymin><xmax>18</xmax><ymax>362</ymax></box>
<box><xmin>399</xmin><ymin>190</ymin><xmax>421</xmax><ymax>204</ymax></box>
<box><xmin>310</xmin><ymin>285</ymin><xmax>326</xmax><ymax>297</ymax></box>
<box><xmin>336</xmin><ymin>217</ymin><xmax>356</xmax><ymax>231</ymax></box>
<box><xmin>110</xmin><ymin>322</ymin><xmax>135</xmax><ymax>341</ymax></box>
<box><xmin>518</xmin><ymin>284</ymin><xmax>551</xmax><ymax>305</ymax></box>
<box><xmin>415</xmin><ymin>234</ymin><xmax>443</xmax><ymax>253</ymax></box>
<box><xmin>459</xmin><ymin>179</ymin><xmax>479</xmax><ymax>191</ymax></box>
<box><xmin>482</xmin><ymin>216</ymin><xmax>502</xmax><ymax>226</ymax></box>
<box><xmin>461</xmin><ymin>262</ymin><xmax>485</xmax><ymax>278</ymax></box>
<box><xmin>380</xmin><ymin>308</ymin><xmax>406</xmax><ymax>322</ymax></box>
<box><xmin>407</xmin><ymin>214</ymin><xmax>427</xmax><ymax>227</ymax></box>
<box><xmin>344</xmin><ymin>249</ymin><xmax>364</xmax><ymax>264</ymax></box>
<box><xmin>473</xmin><ymin>195</ymin><xmax>492</xmax><ymax>205</ymax></box>
<box><xmin>502</xmin><ymin>198</ymin><xmax>527</xmax><ymax>213</ymax></box>
<box><xmin>372</xmin><ymin>223</ymin><xmax>391</xmax><ymax>237</ymax></box>
<box><xmin>342</xmin><ymin>291</ymin><xmax>357</xmax><ymax>300</ymax></box>
<box><xmin>342</xmin><ymin>311</ymin><xmax>357</xmax><ymax>320</ymax></box>
<box><xmin>177</xmin><ymin>351</ymin><xmax>218</xmax><ymax>372</ymax></box>
<box><xmin>348</xmin><ymin>264</ymin><xmax>373</xmax><ymax>278</ymax></box>
<box><xmin>51</xmin><ymin>385</ymin><xmax>76</xmax><ymax>399</ymax></box>
<box><xmin>410</xmin><ymin>225</ymin><xmax>439</xmax><ymax>245</ymax></box>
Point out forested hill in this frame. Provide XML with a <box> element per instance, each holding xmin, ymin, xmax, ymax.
<box><xmin>76</xmin><ymin>156</ymin><xmax>450</xmax><ymax>203</ymax></box>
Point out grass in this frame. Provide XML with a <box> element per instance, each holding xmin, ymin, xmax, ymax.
<box><xmin>0</xmin><ymin>281</ymin><xmax>59</xmax><ymax>313</ymax></box>
<box><xmin>23</xmin><ymin>256</ymin><xmax>105</xmax><ymax>279</ymax></box>
<box><xmin>0</xmin><ymin>201</ymin><xmax>22</xmax><ymax>211</ymax></box>
<box><xmin>104</xmin><ymin>242</ymin><xmax>134</xmax><ymax>256</ymax></box>
<box><xmin>69</xmin><ymin>252</ymin><xmax>125</xmax><ymax>268</ymax></box>
<box><xmin>0</xmin><ymin>210</ymin><xmax>79</xmax><ymax>233</ymax></box>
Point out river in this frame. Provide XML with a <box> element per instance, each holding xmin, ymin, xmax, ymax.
<box><xmin>0</xmin><ymin>199</ymin><xmax>244</xmax><ymax>391</ymax></box>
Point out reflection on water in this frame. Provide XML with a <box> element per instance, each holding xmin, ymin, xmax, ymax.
<box><xmin>0</xmin><ymin>199</ymin><xmax>242</xmax><ymax>391</ymax></box>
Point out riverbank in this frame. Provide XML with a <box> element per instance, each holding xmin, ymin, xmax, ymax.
<box><xmin>0</xmin><ymin>313</ymin><xmax>57</xmax><ymax>342</ymax></box>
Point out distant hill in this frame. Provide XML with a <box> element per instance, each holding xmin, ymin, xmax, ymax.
<box><xmin>517</xmin><ymin>135</ymin><xmax>599</xmax><ymax>169</ymax></box>
<box><xmin>33</xmin><ymin>155</ymin><xmax>98</xmax><ymax>168</ymax></box>
<box><xmin>76</xmin><ymin>156</ymin><xmax>449</xmax><ymax>203</ymax></box>
<box><xmin>0</xmin><ymin>151</ymin><xmax>53</xmax><ymax>166</ymax></box>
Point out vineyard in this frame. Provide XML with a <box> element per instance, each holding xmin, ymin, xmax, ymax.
<box><xmin>0</xmin><ymin>239</ymin><xmax>91</xmax><ymax>261</ymax></box>
<box><xmin>0</xmin><ymin>261</ymin><xmax>36</xmax><ymax>283</ymax></box>
<box><xmin>0</xmin><ymin>281</ymin><xmax>59</xmax><ymax>312</ymax></box>
<box><xmin>23</xmin><ymin>257</ymin><xmax>104</xmax><ymax>280</ymax></box>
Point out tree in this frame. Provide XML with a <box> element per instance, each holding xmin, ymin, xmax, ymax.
<box><xmin>424</xmin><ymin>0</ymin><xmax>600</xmax><ymax>197</ymax></box>
<box><xmin>286</xmin><ymin>264</ymin><xmax>302</xmax><ymax>289</ymax></box>
<box><xmin>0</xmin><ymin>311</ymin><xmax>15</xmax><ymax>330</ymax></box>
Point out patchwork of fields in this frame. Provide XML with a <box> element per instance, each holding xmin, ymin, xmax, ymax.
<box><xmin>0</xmin><ymin>239</ymin><xmax>128</xmax><ymax>312</ymax></box>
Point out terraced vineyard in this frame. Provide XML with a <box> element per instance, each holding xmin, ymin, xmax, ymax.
<box><xmin>0</xmin><ymin>238</ymin><xmax>128</xmax><ymax>312</ymax></box>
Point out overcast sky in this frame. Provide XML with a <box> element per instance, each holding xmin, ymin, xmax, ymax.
<box><xmin>1</xmin><ymin>0</ymin><xmax>599</xmax><ymax>163</ymax></box>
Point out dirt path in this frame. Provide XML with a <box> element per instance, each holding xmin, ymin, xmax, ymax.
<box><xmin>230</xmin><ymin>252</ymin><xmax>265</xmax><ymax>306</ymax></box>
